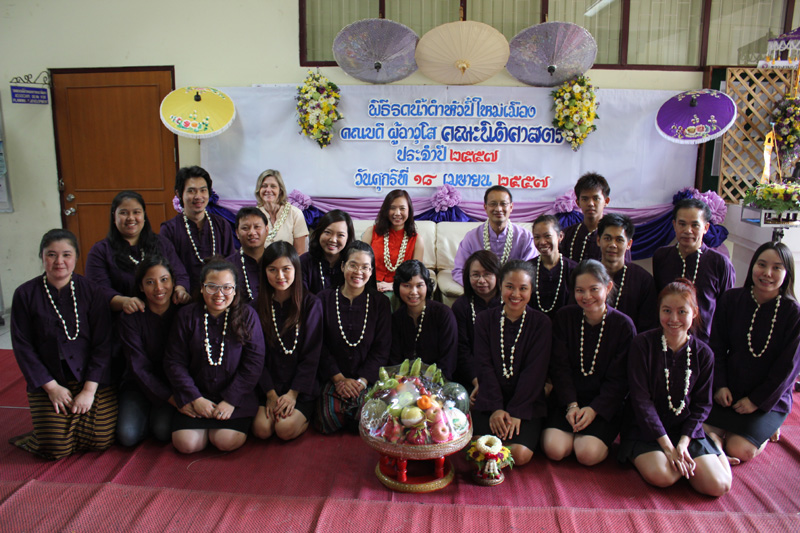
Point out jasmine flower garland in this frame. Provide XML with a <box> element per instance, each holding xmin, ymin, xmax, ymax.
<box><xmin>296</xmin><ymin>70</ymin><xmax>343</xmax><ymax>148</ymax></box>
<box><xmin>551</xmin><ymin>75</ymin><xmax>599</xmax><ymax>151</ymax></box>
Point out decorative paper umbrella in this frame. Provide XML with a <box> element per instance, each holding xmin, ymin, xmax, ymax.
<box><xmin>159</xmin><ymin>87</ymin><xmax>236</xmax><ymax>139</ymax></box>
<box><xmin>333</xmin><ymin>19</ymin><xmax>419</xmax><ymax>84</ymax></box>
<box><xmin>655</xmin><ymin>89</ymin><xmax>737</xmax><ymax>145</ymax></box>
<box><xmin>415</xmin><ymin>21</ymin><xmax>509</xmax><ymax>85</ymax></box>
<box><xmin>506</xmin><ymin>22</ymin><xmax>597</xmax><ymax>87</ymax></box>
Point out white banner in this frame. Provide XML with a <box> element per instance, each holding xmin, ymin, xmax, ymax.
<box><xmin>202</xmin><ymin>85</ymin><xmax>696</xmax><ymax>207</ymax></box>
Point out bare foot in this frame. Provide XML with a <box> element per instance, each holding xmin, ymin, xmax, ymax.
<box><xmin>770</xmin><ymin>427</ymin><xmax>781</xmax><ymax>443</ymax></box>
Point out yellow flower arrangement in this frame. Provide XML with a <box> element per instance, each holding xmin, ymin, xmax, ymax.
<box><xmin>296</xmin><ymin>70</ymin><xmax>343</xmax><ymax>148</ymax></box>
<box><xmin>551</xmin><ymin>75</ymin><xmax>599</xmax><ymax>151</ymax></box>
<box><xmin>744</xmin><ymin>182</ymin><xmax>800</xmax><ymax>213</ymax></box>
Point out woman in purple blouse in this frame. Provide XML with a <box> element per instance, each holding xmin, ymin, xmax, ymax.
<box><xmin>117</xmin><ymin>255</ymin><xmax>191</xmax><ymax>446</ymax></box>
<box><xmin>85</xmin><ymin>190</ymin><xmax>191</xmax><ymax>313</ymax></box>
<box><xmin>253</xmin><ymin>242</ymin><xmax>322</xmax><ymax>442</ymax></box>
<box><xmin>299</xmin><ymin>209</ymin><xmax>355</xmax><ymax>294</ymax></box>
<box><xmin>314</xmin><ymin>241</ymin><xmax>391</xmax><ymax>434</ymax></box>
<box><xmin>164</xmin><ymin>257</ymin><xmax>265</xmax><ymax>454</ymax></box>
<box><xmin>705</xmin><ymin>242</ymin><xmax>800</xmax><ymax>464</ymax></box>
<box><xmin>621</xmin><ymin>280</ymin><xmax>731</xmax><ymax>497</ymax></box>
<box><xmin>543</xmin><ymin>260</ymin><xmax>634</xmax><ymax>466</ymax></box>
<box><xmin>473</xmin><ymin>260</ymin><xmax>552</xmax><ymax>466</ymax></box>
<box><xmin>390</xmin><ymin>259</ymin><xmax>457</xmax><ymax>380</ymax></box>
<box><xmin>10</xmin><ymin>229</ymin><xmax>117</xmax><ymax>459</ymax></box>
<box><xmin>451</xmin><ymin>250</ymin><xmax>501</xmax><ymax>401</ymax></box>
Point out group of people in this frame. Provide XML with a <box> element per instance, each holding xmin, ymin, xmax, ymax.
<box><xmin>10</xmin><ymin>167</ymin><xmax>800</xmax><ymax>499</ymax></box>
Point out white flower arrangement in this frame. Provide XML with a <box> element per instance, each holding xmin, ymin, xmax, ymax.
<box><xmin>296</xmin><ymin>70</ymin><xmax>343</xmax><ymax>148</ymax></box>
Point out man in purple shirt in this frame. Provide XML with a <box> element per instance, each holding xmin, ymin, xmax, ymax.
<box><xmin>452</xmin><ymin>186</ymin><xmax>536</xmax><ymax>285</ymax></box>
<box><xmin>227</xmin><ymin>207</ymin><xmax>268</xmax><ymax>304</ymax></box>
<box><xmin>160</xmin><ymin>166</ymin><xmax>236</xmax><ymax>292</ymax></box>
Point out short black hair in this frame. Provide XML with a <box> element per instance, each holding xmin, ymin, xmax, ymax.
<box><xmin>175</xmin><ymin>166</ymin><xmax>212</xmax><ymax>206</ymax></box>
<box><xmin>672</xmin><ymin>198</ymin><xmax>712</xmax><ymax>224</ymax></box>
<box><xmin>574</xmin><ymin>172</ymin><xmax>610</xmax><ymax>198</ymax></box>
<box><xmin>597</xmin><ymin>213</ymin><xmax>635</xmax><ymax>240</ymax></box>
<box><xmin>235</xmin><ymin>206</ymin><xmax>268</xmax><ymax>228</ymax></box>
<box><xmin>484</xmin><ymin>185</ymin><xmax>513</xmax><ymax>204</ymax></box>
<box><xmin>393</xmin><ymin>259</ymin><xmax>434</xmax><ymax>298</ymax></box>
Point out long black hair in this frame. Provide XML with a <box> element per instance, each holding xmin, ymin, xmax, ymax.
<box><xmin>309</xmin><ymin>209</ymin><xmax>355</xmax><ymax>263</ymax></box>
<box><xmin>374</xmin><ymin>189</ymin><xmax>417</xmax><ymax>236</ymax></box>
<box><xmin>257</xmin><ymin>242</ymin><xmax>304</xmax><ymax>349</ymax></box>
<box><xmin>134</xmin><ymin>254</ymin><xmax>176</xmax><ymax>303</ymax></box>
<box><xmin>743</xmin><ymin>241</ymin><xmax>796</xmax><ymax>301</ymax></box>
<box><xmin>199</xmin><ymin>256</ymin><xmax>249</xmax><ymax>343</ymax></box>
<box><xmin>108</xmin><ymin>190</ymin><xmax>160</xmax><ymax>272</ymax></box>
<box><xmin>461</xmin><ymin>250</ymin><xmax>500</xmax><ymax>300</ymax></box>
<box><xmin>340</xmin><ymin>240</ymin><xmax>378</xmax><ymax>293</ymax></box>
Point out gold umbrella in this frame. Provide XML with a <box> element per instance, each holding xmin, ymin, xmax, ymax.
<box><xmin>415</xmin><ymin>21</ymin><xmax>510</xmax><ymax>85</ymax></box>
<box><xmin>159</xmin><ymin>86</ymin><xmax>236</xmax><ymax>139</ymax></box>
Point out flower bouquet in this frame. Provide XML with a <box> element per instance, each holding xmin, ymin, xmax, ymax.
<box><xmin>743</xmin><ymin>182</ymin><xmax>800</xmax><ymax>214</ymax></box>
<box><xmin>465</xmin><ymin>435</ymin><xmax>515</xmax><ymax>486</ymax></box>
<box><xmin>551</xmin><ymin>75</ymin><xmax>599</xmax><ymax>151</ymax></box>
<box><xmin>296</xmin><ymin>70</ymin><xmax>343</xmax><ymax>148</ymax></box>
<box><xmin>360</xmin><ymin>358</ymin><xmax>472</xmax><ymax>460</ymax></box>
<box><xmin>773</xmin><ymin>96</ymin><xmax>800</xmax><ymax>172</ymax></box>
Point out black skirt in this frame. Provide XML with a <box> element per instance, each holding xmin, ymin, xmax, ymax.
<box><xmin>171</xmin><ymin>412</ymin><xmax>252</xmax><ymax>434</ymax></box>
<box><xmin>544</xmin><ymin>401</ymin><xmax>622</xmax><ymax>448</ymax></box>
<box><xmin>472</xmin><ymin>410</ymin><xmax>543</xmax><ymax>451</ymax></box>
<box><xmin>705</xmin><ymin>404</ymin><xmax>787</xmax><ymax>447</ymax></box>
<box><xmin>618</xmin><ymin>429</ymin><xmax>721</xmax><ymax>463</ymax></box>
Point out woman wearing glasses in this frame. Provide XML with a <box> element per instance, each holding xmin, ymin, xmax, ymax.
<box><xmin>164</xmin><ymin>256</ymin><xmax>265</xmax><ymax>454</ymax></box>
<box><xmin>315</xmin><ymin>241</ymin><xmax>391</xmax><ymax>434</ymax></box>
<box><xmin>252</xmin><ymin>242</ymin><xmax>323</xmax><ymax>442</ymax></box>
<box><xmin>451</xmin><ymin>250</ymin><xmax>502</xmax><ymax>400</ymax></box>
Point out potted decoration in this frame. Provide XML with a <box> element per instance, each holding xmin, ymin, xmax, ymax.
<box><xmin>465</xmin><ymin>435</ymin><xmax>515</xmax><ymax>486</ymax></box>
<box><xmin>360</xmin><ymin>358</ymin><xmax>472</xmax><ymax>492</ymax></box>
<box><xmin>742</xmin><ymin>182</ymin><xmax>800</xmax><ymax>226</ymax></box>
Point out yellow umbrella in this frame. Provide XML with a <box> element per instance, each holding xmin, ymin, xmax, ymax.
<box><xmin>415</xmin><ymin>21</ymin><xmax>510</xmax><ymax>85</ymax></box>
<box><xmin>159</xmin><ymin>86</ymin><xmax>236</xmax><ymax>139</ymax></box>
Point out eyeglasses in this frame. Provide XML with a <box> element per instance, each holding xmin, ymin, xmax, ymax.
<box><xmin>203</xmin><ymin>283</ymin><xmax>236</xmax><ymax>295</ymax></box>
<box><xmin>487</xmin><ymin>201</ymin><xmax>511</xmax><ymax>209</ymax></box>
<box><xmin>470</xmin><ymin>273</ymin><xmax>496</xmax><ymax>281</ymax></box>
<box><xmin>345</xmin><ymin>263</ymin><xmax>373</xmax><ymax>274</ymax></box>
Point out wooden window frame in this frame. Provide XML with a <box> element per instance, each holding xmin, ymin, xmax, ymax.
<box><xmin>299</xmin><ymin>0</ymin><xmax>796</xmax><ymax>71</ymax></box>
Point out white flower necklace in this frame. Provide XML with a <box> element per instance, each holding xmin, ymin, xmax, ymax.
<box><xmin>677</xmin><ymin>244</ymin><xmax>702</xmax><ymax>283</ymax></box>
<box><xmin>382</xmin><ymin>230</ymin><xmax>409</xmax><ymax>272</ymax></box>
<box><xmin>239</xmin><ymin>249</ymin><xmax>254</xmax><ymax>301</ymax></box>
<box><xmin>614</xmin><ymin>265</ymin><xmax>628</xmax><ymax>308</ymax></box>
<box><xmin>128</xmin><ymin>250</ymin><xmax>144</xmax><ymax>265</ymax></box>
<box><xmin>266</xmin><ymin>203</ymin><xmax>291</xmax><ymax>245</ymax></box>
<box><xmin>534</xmin><ymin>255</ymin><xmax>563</xmax><ymax>313</ymax></box>
<box><xmin>579</xmin><ymin>309</ymin><xmax>607</xmax><ymax>376</ymax></box>
<box><xmin>318</xmin><ymin>260</ymin><xmax>328</xmax><ymax>290</ymax></box>
<box><xmin>483</xmin><ymin>221</ymin><xmax>514</xmax><ymax>263</ymax></box>
<box><xmin>662</xmin><ymin>334</ymin><xmax>692</xmax><ymax>416</ymax></box>
<box><xmin>569</xmin><ymin>226</ymin><xmax>594</xmax><ymax>262</ymax></box>
<box><xmin>184</xmin><ymin>210</ymin><xmax>216</xmax><ymax>263</ymax></box>
<box><xmin>336</xmin><ymin>289</ymin><xmax>369</xmax><ymax>347</ymax></box>
<box><xmin>412</xmin><ymin>305</ymin><xmax>427</xmax><ymax>354</ymax></box>
<box><xmin>43</xmin><ymin>274</ymin><xmax>79</xmax><ymax>341</ymax></box>
<box><xmin>747</xmin><ymin>287</ymin><xmax>781</xmax><ymax>358</ymax></box>
<box><xmin>470</xmin><ymin>297</ymin><xmax>477</xmax><ymax>325</ymax></box>
<box><xmin>203</xmin><ymin>306</ymin><xmax>229</xmax><ymax>367</ymax></box>
<box><xmin>271</xmin><ymin>301</ymin><xmax>300</xmax><ymax>355</ymax></box>
<box><xmin>499</xmin><ymin>308</ymin><xmax>526</xmax><ymax>379</ymax></box>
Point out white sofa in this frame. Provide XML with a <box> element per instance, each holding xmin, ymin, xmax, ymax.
<box><xmin>350</xmin><ymin>219</ymin><xmax>534</xmax><ymax>307</ymax></box>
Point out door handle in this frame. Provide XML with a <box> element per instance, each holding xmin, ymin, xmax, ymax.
<box><xmin>64</xmin><ymin>207</ymin><xmax>76</xmax><ymax>216</ymax></box>
<box><xmin>66</xmin><ymin>194</ymin><xmax>75</xmax><ymax>202</ymax></box>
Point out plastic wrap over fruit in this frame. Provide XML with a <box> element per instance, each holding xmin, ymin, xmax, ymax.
<box><xmin>360</xmin><ymin>358</ymin><xmax>470</xmax><ymax>445</ymax></box>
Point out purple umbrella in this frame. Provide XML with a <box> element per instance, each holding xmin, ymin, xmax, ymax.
<box><xmin>333</xmin><ymin>19</ymin><xmax>418</xmax><ymax>84</ymax></box>
<box><xmin>655</xmin><ymin>89</ymin><xmax>737</xmax><ymax>145</ymax></box>
<box><xmin>506</xmin><ymin>22</ymin><xmax>597</xmax><ymax>87</ymax></box>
